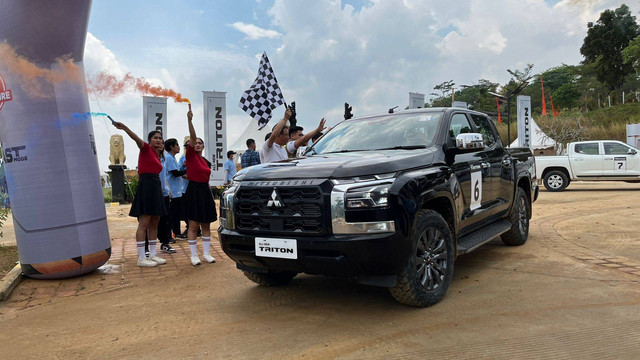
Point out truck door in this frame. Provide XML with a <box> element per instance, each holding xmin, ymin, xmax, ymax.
<box><xmin>447</xmin><ymin>112</ymin><xmax>491</xmax><ymax>232</ymax></box>
<box><xmin>603</xmin><ymin>141</ymin><xmax>640</xmax><ymax>177</ymax></box>
<box><xmin>470</xmin><ymin>114</ymin><xmax>512</xmax><ymax>217</ymax></box>
<box><xmin>570</xmin><ymin>142</ymin><xmax>603</xmax><ymax>177</ymax></box>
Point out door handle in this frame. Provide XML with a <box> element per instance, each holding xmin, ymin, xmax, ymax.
<box><xmin>481</xmin><ymin>162</ymin><xmax>490</xmax><ymax>169</ymax></box>
<box><xmin>502</xmin><ymin>158</ymin><xmax>512</xmax><ymax>167</ymax></box>
<box><xmin>573</xmin><ymin>158</ymin><xmax>583</xmax><ymax>161</ymax></box>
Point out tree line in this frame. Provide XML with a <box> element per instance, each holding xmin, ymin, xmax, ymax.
<box><xmin>428</xmin><ymin>4</ymin><xmax>640</xmax><ymax>115</ymax></box>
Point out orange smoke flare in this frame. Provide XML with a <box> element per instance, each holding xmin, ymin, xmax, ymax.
<box><xmin>0</xmin><ymin>42</ymin><xmax>83</xmax><ymax>98</ymax></box>
<box><xmin>88</xmin><ymin>72</ymin><xmax>190</xmax><ymax>104</ymax></box>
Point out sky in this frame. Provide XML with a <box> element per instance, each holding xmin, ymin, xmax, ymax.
<box><xmin>82</xmin><ymin>0</ymin><xmax>640</xmax><ymax>173</ymax></box>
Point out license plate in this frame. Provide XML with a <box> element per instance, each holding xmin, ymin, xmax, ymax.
<box><xmin>255</xmin><ymin>237</ymin><xmax>298</xmax><ymax>259</ymax></box>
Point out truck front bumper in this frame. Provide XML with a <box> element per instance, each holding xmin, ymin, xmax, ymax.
<box><xmin>219</xmin><ymin>228</ymin><xmax>411</xmax><ymax>282</ymax></box>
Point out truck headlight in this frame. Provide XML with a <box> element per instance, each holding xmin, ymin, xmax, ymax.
<box><xmin>345</xmin><ymin>184</ymin><xmax>390</xmax><ymax>209</ymax></box>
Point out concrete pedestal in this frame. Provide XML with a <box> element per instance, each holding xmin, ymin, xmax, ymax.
<box><xmin>108</xmin><ymin>165</ymin><xmax>127</xmax><ymax>203</ymax></box>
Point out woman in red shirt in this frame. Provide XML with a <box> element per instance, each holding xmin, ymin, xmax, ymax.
<box><xmin>113</xmin><ymin>122</ymin><xmax>168</xmax><ymax>268</ymax></box>
<box><xmin>182</xmin><ymin>110</ymin><xmax>218</xmax><ymax>266</ymax></box>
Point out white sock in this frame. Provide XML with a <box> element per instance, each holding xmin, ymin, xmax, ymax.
<box><xmin>137</xmin><ymin>241</ymin><xmax>146</xmax><ymax>260</ymax></box>
<box><xmin>149</xmin><ymin>239</ymin><xmax>158</xmax><ymax>257</ymax></box>
<box><xmin>188</xmin><ymin>240</ymin><xmax>198</xmax><ymax>257</ymax></box>
<box><xmin>202</xmin><ymin>236</ymin><xmax>211</xmax><ymax>255</ymax></box>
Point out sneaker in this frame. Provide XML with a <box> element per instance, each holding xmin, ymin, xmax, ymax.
<box><xmin>190</xmin><ymin>255</ymin><xmax>202</xmax><ymax>266</ymax></box>
<box><xmin>202</xmin><ymin>253</ymin><xmax>216</xmax><ymax>263</ymax></box>
<box><xmin>169</xmin><ymin>238</ymin><xmax>177</xmax><ymax>244</ymax></box>
<box><xmin>137</xmin><ymin>258</ymin><xmax>158</xmax><ymax>267</ymax></box>
<box><xmin>149</xmin><ymin>255</ymin><xmax>167</xmax><ymax>265</ymax></box>
<box><xmin>161</xmin><ymin>244</ymin><xmax>177</xmax><ymax>254</ymax></box>
<box><xmin>175</xmin><ymin>233</ymin><xmax>187</xmax><ymax>239</ymax></box>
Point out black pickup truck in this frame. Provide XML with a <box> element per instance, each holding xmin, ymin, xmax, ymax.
<box><xmin>219</xmin><ymin>108</ymin><xmax>538</xmax><ymax>307</ymax></box>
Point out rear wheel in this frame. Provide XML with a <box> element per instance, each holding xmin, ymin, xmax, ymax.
<box><xmin>501</xmin><ymin>187</ymin><xmax>530</xmax><ymax>246</ymax></box>
<box><xmin>389</xmin><ymin>210</ymin><xmax>454</xmax><ymax>307</ymax></box>
<box><xmin>543</xmin><ymin>170</ymin><xmax>569</xmax><ymax>191</ymax></box>
<box><xmin>243</xmin><ymin>271</ymin><xmax>297</xmax><ymax>286</ymax></box>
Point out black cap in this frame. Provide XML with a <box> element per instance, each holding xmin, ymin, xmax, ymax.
<box><xmin>227</xmin><ymin>150</ymin><xmax>236</xmax><ymax>157</ymax></box>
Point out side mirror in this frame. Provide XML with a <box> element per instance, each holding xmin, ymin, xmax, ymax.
<box><xmin>628</xmin><ymin>148</ymin><xmax>637</xmax><ymax>155</ymax></box>
<box><xmin>456</xmin><ymin>133</ymin><xmax>484</xmax><ymax>151</ymax></box>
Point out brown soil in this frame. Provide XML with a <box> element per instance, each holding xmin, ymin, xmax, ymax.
<box><xmin>2</xmin><ymin>183</ymin><xmax>640</xmax><ymax>359</ymax></box>
<box><xmin>0</xmin><ymin>244</ymin><xmax>18</xmax><ymax>277</ymax></box>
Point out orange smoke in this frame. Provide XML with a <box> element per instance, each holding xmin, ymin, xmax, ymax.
<box><xmin>0</xmin><ymin>42</ymin><xmax>84</xmax><ymax>98</ymax></box>
<box><xmin>88</xmin><ymin>72</ymin><xmax>190</xmax><ymax>104</ymax></box>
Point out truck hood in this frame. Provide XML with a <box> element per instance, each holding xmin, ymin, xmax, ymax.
<box><xmin>239</xmin><ymin>148</ymin><xmax>437</xmax><ymax>180</ymax></box>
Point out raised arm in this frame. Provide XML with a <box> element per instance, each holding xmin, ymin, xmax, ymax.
<box><xmin>294</xmin><ymin>118</ymin><xmax>326</xmax><ymax>149</ymax></box>
<box><xmin>113</xmin><ymin>122</ymin><xmax>145</xmax><ymax>149</ymax></box>
<box><xmin>267</xmin><ymin>108</ymin><xmax>292</xmax><ymax>148</ymax></box>
<box><xmin>187</xmin><ymin>110</ymin><xmax>196</xmax><ymax>148</ymax></box>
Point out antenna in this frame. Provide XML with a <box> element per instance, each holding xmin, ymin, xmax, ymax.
<box><xmin>388</xmin><ymin>106</ymin><xmax>399</xmax><ymax>114</ymax></box>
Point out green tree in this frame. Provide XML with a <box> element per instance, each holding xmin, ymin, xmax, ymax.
<box><xmin>431</xmin><ymin>80</ymin><xmax>455</xmax><ymax>98</ymax></box>
<box><xmin>580</xmin><ymin>4</ymin><xmax>640</xmax><ymax>90</ymax></box>
<box><xmin>622</xmin><ymin>35</ymin><xmax>640</xmax><ymax>73</ymax></box>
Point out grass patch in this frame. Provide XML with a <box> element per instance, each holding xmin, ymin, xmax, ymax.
<box><xmin>103</xmin><ymin>188</ymin><xmax>112</xmax><ymax>203</ymax></box>
<box><xmin>0</xmin><ymin>244</ymin><xmax>18</xmax><ymax>277</ymax></box>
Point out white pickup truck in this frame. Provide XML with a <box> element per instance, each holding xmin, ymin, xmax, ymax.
<box><xmin>536</xmin><ymin>140</ymin><xmax>640</xmax><ymax>191</ymax></box>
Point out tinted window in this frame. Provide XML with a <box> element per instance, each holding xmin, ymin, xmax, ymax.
<box><xmin>574</xmin><ymin>143</ymin><xmax>599</xmax><ymax>155</ymax></box>
<box><xmin>470</xmin><ymin>114</ymin><xmax>496</xmax><ymax>147</ymax></box>
<box><xmin>449</xmin><ymin>113</ymin><xmax>473</xmax><ymax>146</ymax></box>
<box><xmin>603</xmin><ymin>142</ymin><xmax>631</xmax><ymax>155</ymax></box>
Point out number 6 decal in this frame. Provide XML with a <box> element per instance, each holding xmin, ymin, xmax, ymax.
<box><xmin>470</xmin><ymin>170</ymin><xmax>482</xmax><ymax>210</ymax></box>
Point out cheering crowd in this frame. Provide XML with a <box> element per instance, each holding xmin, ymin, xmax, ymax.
<box><xmin>113</xmin><ymin>108</ymin><xmax>326</xmax><ymax>267</ymax></box>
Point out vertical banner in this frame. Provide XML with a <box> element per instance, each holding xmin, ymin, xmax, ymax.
<box><xmin>517</xmin><ymin>95</ymin><xmax>532</xmax><ymax>150</ymax></box>
<box><xmin>204</xmin><ymin>91</ymin><xmax>227</xmax><ymax>186</ymax></box>
<box><xmin>409</xmin><ymin>92</ymin><xmax>425</xmax><ymax>109</ymax></box>
<box><xmin>142</xmin><ymin>96</ymin><xmax>167</xmax><ymax>137</ymax></box>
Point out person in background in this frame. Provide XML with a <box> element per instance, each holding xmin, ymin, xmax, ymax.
<box><xmin>288</xmin><ymin>126</ymin><xmax>304</xmax><ymax>159</ymax></box>
<box><xmin>157</xmin><ymin>144</ymin><xmax>176</xmax><ymax>253</ymax></box>
<box><xmin>182</xmin><ymin>110</ymin><xmax>217</xmax><ymax>266</ymax></box>
<box><xmin>241</xmin><ymin>138</ymin><xmax>260</xmax><ymax>168</ymax></box>
<box><xmin>112</xmin><ymin>122</ymin><xmax>167</xmax><ymax>267</ymax></box>
<box><xmin>224</xmin><ymin>150</ymin><xmax>237</xmax><ymax>185</ymax></box>
<box><xmin>164</xmin><ymin>138</ymin><xmax>186</xmax><ymax>242</ymax></box>
<box><xmin>176</xmin><ymin>140</ymin><xmax>189</xmax><ymax>238</ymax></box>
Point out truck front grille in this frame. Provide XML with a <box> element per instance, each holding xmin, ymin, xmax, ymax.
<box><xmin>234</xmin><ymin>187</ymin><xmax>325</xmax><ymax>235</ymax></box>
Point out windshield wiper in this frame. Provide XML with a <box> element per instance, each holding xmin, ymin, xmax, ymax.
<box><xmin>373</xmin><ymin>145</ymin><xmax>426</xmax><ymax>150</ymax></box>
<box><xmin>321</xmin><ymin>149</ymin><xmax>370</xmax><ymax>154</ymax></box>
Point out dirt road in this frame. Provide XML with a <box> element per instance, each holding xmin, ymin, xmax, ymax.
<box><xmin>2</xmin><ymin>182</ymin><xmax>640</xmax><ymax>359</ymax></box>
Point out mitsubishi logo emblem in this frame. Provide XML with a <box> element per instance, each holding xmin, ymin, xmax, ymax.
<box><xmin>267</xmin><ymin>189</ymin><xmax>283</xmax><ymax>208</ymax></box>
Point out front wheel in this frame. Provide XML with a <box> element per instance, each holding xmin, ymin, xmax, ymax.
<box><xmin>543</xmin><ymin>170</ymin><xmax>569</xmax><ymax>192</ymax></box>
<box><xmin>389</xmin><ymin>210</ymin><xmax>454</xmax><ymax>307</ymax></box>
<box><xmin>243</xmin><ymin>271</ymin><xmax>297</xmax><ymax>286</ymax></box>
<box><xmin>501</xmin><ymin>187</ymin><xmax>530</xmax><ymax>246</ymax></box>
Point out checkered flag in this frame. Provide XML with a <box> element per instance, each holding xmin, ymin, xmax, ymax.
<box><xmin>239</xmin><ymin>52</ymin><xmax>286</xmax><ymax>129</ymax></box>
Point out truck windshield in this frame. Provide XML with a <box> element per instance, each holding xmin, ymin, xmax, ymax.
<box><xmin>308</xmin><ymin>112</ymin><xmax>442</xmax><ymax>155</ymax></box>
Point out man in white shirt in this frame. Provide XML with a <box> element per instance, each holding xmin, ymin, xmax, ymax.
<box><xmin>260</xmin><ymin>109</ymin><xmax>327</xmax><ymax>164</ymax></box>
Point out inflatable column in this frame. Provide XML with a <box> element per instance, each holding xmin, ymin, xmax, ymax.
<box><xmin>0</xmin><ymin>0</ymin><xmax>111</xmax><ymax>278</ymax></box>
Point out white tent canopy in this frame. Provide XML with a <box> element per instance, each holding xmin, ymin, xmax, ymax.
<box><xmin>509</xmin><ymin>117</ymin><xmax>557</xmax><ymax>149</ymax></box>
<box><xmin>228</xmin><ymin>121</ymin><xmax>268</xmax><ymax>162</ymax></box>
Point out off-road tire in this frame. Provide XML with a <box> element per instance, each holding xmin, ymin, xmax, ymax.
<box><xmin>389</xmin><ymin>210</ymin><xmax>455</xmax><ymax>307</ymax></box>
<box><xmin>243</xmin><ymin>271</ymin><xmax>297</xmax><ymax>286</ymax></box>
<box><xmin>501</xmin><ymin>187</ymin><xmax>530</xmax><ymax>246</ymax></box>
<box><xmin>543</xmin><ymin>170</ymin><xmax>569</xmax><ymax>192</ymax></box>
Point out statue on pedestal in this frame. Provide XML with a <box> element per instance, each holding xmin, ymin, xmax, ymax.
<box><xmin>109</xmin><ymin>134</ymin><xmax>126</xmax><ymax>165</ymax></box>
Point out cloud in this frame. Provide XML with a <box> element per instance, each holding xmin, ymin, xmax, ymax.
<box><xmin>262</xmin><ymin>0</ymin><xmax>636</xmax><ymax>127</ymax></box>
<box><xmin>230</xmin><ymin>22</ymin><xmax>282</xmax><ymax>40</ymax></box>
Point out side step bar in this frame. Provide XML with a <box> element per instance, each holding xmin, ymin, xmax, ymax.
<box><xmin>457</xmin><ymin>220</ymin><xmax>511</xmax><ymax>255</ymax></box>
